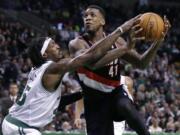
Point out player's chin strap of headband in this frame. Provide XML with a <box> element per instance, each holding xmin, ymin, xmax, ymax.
<box><xmin>40</xmin><ymin>38</ymin><xmax>52</xmax><ymax>56</ymax></box>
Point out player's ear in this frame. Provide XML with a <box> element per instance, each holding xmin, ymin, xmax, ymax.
<box><xmin>102</xmin><ymin>19</ymin><xmax>106</xmax><ymax>26</ymax></box>
<box><xmin>100</xmin><ymin>18</ymin><xmax>105</xmax><ymax>26</ymax></box>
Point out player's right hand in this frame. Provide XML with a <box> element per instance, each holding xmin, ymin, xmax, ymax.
<box><xmin>153</xmin><ymin>16</ymin><xmax>171</xmax><ymax>44</ymax></box>
<box><xmin>74</xmin><ymin>118</ymin><xmax>82</xmax><ymax>129</ymax></box>
<box><xmin>159</xmin><ymin>15</ymin><xmax>171</xmax><ymax>41</ymax></box>
<box><xmin>120</xmin><ymin>14</ymin><xmax>142</xmax><ymax>33</ymax></box>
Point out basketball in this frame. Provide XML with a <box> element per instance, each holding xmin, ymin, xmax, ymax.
<box><xmin>139</xmin><ymin>12</ymin><xmax>165</xmax><ymax>41</ymax></box>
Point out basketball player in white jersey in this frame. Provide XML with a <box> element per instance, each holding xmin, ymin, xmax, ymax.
<box><xmin>1</xmin><ymin>15</ymin><xmax>140</xmax><ymax>135</ymax></box>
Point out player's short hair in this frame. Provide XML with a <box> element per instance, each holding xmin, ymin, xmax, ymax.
<box><xmin>87</xmin><ymin>5</ymin><xmax>106</xmax><ymax>19</ymax></box>
<box><xmin>28</xmin><ymin>37</ymin><xmax>47</xmax><ymax>67</ymax></box>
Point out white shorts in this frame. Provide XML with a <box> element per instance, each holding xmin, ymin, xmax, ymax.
<box><xmin>120</xmin><ymin>76</ymin><xmax>133</xmax><ymax>101</ymax></box>
<box><xmin>113</xmin><ymin>76</ymin><xmax>133</xmax><ymax>135</ymax></box>
<box><xmin>2</xmin><ymin>116</ymin><xmax>41</xmax><ymax>135</ymax></box>
<box><xmin>114</xmin><ymin>121</ymin><xmax>125</xmax><ymax>135</ymax></box>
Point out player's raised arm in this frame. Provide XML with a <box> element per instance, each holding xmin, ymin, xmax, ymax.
<box><xmin>91</xmin><ymin>31</ymin><xmax>144</xmax><ymax>69</ymax></box>
<box><xmin>69</xmin><ymin>15</ymin><xmax>142</xmax><ymax>69</ymax></box>
<box><xmin>122</xmin><ymin>16</ymin><xmax>171</xmax><ymax>69</ymax></box>
<box><xmin>67</xmin><ymin>15</ymin><xmax>141</xmax><ymax>69</ymax></box>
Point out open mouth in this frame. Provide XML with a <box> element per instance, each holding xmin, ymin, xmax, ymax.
<box><xmin>85</xmin><ymin>22</ymin><xmax>92</xmax><ymax>26</ymax></box>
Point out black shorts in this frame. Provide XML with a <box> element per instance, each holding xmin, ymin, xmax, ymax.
<box><xmin>83</xmin><ymin>85</ymin><xmax>131</xmax><ymax>135</ymax></box>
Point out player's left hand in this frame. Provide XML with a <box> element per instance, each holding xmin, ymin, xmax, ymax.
<box><xmin>120</xmin><ymin>14</ymin><xmax>142</xmax><ymax>33</ymax></box>
<box><xmin>159</xmin><ymin>15</ymin><xmax>171</xmax><ymax>41</ymax></box>
<box><xmin>127</xmin><ymin>25</ymin><xmax>145</xmax><ymax>49</ymax></box>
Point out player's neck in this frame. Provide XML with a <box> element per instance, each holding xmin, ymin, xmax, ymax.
<box><xmin>89</xmin><ymin>28</ymin><xmax>105</xmax><ymax>44</ymax></box>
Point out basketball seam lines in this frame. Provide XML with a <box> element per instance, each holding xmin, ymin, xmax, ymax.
<box><xmin>145</xmin><ymin>14</ymin><xmax>152</xmax><ymax>41</ymax></box>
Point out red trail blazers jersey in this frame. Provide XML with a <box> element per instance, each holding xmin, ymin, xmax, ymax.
<box><xmin>77</xmin><ymin>35</ymin><xmax>124</xmax><ymax>93</ymax></box>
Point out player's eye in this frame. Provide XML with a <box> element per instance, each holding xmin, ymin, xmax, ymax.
<box><xmin>83</xmin><ymin>13</ymin><xmax>88</xmax><ymax>18</ymax></box>
<box><xmin>90</xmin><ymin>13</ymin><xmax>96</xmax><ymax>17</ymax></box>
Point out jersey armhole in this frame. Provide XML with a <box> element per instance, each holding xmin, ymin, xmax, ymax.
<box><xmin>39</xmin><ymin>61</ymin><xmax>59</xmax><ymax>94</ymax></box>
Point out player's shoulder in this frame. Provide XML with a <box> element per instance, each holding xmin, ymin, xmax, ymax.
<box><xmin>69</xmin><ymin>37</ymin><xmax>88</xmax><ymax>50</ymax></box>
<box><xmin>69</xmin><ymin>37</ymin><xmax>86</xmax><ymax>46</ymax></box>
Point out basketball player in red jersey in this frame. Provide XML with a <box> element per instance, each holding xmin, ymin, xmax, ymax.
<box><xmin>74</xmin><ymin>75</ymin><xmax>134</xmax><ymax>135</ymax></box>
<box><xmin>69</xmin><ymin>5</ymin><xmax>170</xmax><ymax>135</ymax></box>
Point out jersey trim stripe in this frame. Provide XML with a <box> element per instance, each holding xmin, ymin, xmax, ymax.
<box><xmin>5</xmin><ymin>115</ymin><xmax>40</xmax><ymax>130</ymax></box>
<box><xmin>77</xmin><ymin>67</ymin><xmax>120</xmax><ymax>87</ymax></box>
<box><xmin>78</xmin><ymin>73</ymin><xmax>115</xmax><ymax>92</ymax></box>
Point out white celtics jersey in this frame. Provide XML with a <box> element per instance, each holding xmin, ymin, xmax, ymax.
<box><xmin>9</xmin><ymin>61</ymin><xmax>62</xmax><ymax>128</ymax></box>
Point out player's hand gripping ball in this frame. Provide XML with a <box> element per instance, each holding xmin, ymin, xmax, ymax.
<box><xmin>139</xmin><ymin>12</ymin><xmax>165</xmax><ymax>42</ymax></box>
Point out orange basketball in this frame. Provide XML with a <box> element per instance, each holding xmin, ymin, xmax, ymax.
<box><xmin>139</xmin><ymin>12</ymin><xmax>164</xmax><ymax>41</ymax></box>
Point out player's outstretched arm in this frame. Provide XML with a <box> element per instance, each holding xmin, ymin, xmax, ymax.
<box><xmin>43</xmin><ymin>26</ymin><xmax>124</xmax><ymax>90</ymax></box>
<box><xmin>58</xmin><ymin>92</ymin><xmax>83</xmax><ymax>109</ymax></box>
<box><xmin>92</xmin><ymin>45</ymin><xmax>128</xmax><ymax>68</ymax></box>
<box><xmin>67</xmin><ymin>26</ymin><xmax>124</xmax><ymax>69</ymax></box>
<box><xmin>91</xmin><ymin>28</ymin><xmax>144</xmax><ymax>69</ymax></box>
<box><xmin>64</xmin><ymin>16</ymin><xmax>142</xmax><ymax>71</ymax></box>
<box><xmin>122</xmin><ymin>16</ymin><xmax>171</xmax><ymax>69</ymax></box>
<box><xmin>43</xmin><ymin>30</ymin><xmax>125</xmax><ymax>91</ymax></box>
<box><xmin>69</xmin><ymin>15</ymin><xmax>142</xmax><ymax>68</ymax></box>
<box><xmin>43</xmin><ymin>15</ymin><xmax>141</xmax><ymax>90</ymax></box>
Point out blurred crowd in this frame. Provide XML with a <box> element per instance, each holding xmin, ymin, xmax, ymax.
<box><xmin>0</xmin><ymin>0</ymin><xmax>180</xmax><ymax>133</ymax></box>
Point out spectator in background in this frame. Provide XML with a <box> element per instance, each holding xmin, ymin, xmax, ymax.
<box><xmin>149</xmin><ymin>117</ymin><xmax>162</xmax><ymax>133</ymax></box>
<box><xmin>0</xmin><ymin>83</ymin><xmax>19</xmax><ymax>119</ymax></box>
<box><xmin>174</xmin><ymin>117</ymin><xmax>180</xmax><ymax>132</ymax></box>
<box><xmin>0</xmin><ymin>84</ymin><xmax>15</xmax><ymax>118</ymax></box>
<box><xmin>3</xmin><ymin>59</ymin><xmax>19</xmax><ymax>88</ymax></box>
<box><xmin>9</xmin><ymin>83</ymin><xmax>19</xmax><ymax>103</ymax></box>
<box><xmin>166</xmin><ymin>116</ymin><xmax>175</xmax><ymax>132</ymax></box>
<box><xmin>61</xmin><ymin>121</ymin><xmax>72</xmax><ymax>133</ymax></box>
<box><xmin>63</xmin><ymin>72</ymin><xmax>81</xmax><ymax>94</ymax></box>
